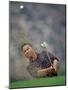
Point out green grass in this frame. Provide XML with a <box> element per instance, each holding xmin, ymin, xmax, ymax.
<box><xmin>10</xmin><ymin>76</ymin><xmax>66</xmax><ymax>89</ymax></box>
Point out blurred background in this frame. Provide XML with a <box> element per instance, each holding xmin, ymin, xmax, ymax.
<box><xmin>9</xmin><ymin>1</ymin><xmax>66</xmax><ymax>82</ymax></box>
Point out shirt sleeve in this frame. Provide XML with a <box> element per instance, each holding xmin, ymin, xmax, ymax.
<box><xmin>41</xmin><ymin>50</ymin><xmax>59</xmax><ymax>63</ymax></box>
<box><xmin>47</xmin><ymin>51</ymin><xmax>59</xmax><ymax>62</ymax></box>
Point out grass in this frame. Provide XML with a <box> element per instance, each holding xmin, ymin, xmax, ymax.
<box><xmin>9</xmin><ymin>75</ymin><xmax>66</xmax><ymax>89</ymax></box>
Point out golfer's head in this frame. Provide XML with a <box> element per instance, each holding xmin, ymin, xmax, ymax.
<box><xmin>21</xmin><ymin>43</ymin><xmax>35</xmax><ymax>59</ymax></box>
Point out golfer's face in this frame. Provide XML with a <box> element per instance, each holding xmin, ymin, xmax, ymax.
<box><xmin>23</xmin><ymin>45</ymin><xmax>34</xmax><ymax>58</ymax></box>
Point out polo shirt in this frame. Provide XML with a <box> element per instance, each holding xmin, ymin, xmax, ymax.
<box><xmin>27</xmin><ymin>50</ymin><xmax>59</xmax><ymax>77</ymax></box>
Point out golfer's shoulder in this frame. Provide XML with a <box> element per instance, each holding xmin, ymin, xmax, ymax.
<box><xmin>40</xmin><ymin>50</ymin><xmax>47</xmax><ymax>56</ymax></box>
<box><xmin>40</xmin><ymin>50</ymin><xmax>59</xmax><ymax>61</ymax></box>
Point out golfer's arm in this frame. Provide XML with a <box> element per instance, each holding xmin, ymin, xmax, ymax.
<box><xmin>41</xmin><ymin>66</ymin><xmax>56</xmax><ymax>75</ymax></box>
<box><xmin>39</xmin><ymin>59</ymin><xmax>59</xmax><ymax>76</ymax></box>
<box><xmin>52</xmin><ymin>59</ymin><xmax>60</xmax><ymax>72</ymax></box>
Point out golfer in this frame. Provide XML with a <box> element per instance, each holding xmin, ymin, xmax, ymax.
<box><xmin>21</xmin><ymin>43</ymin><xmax>60</xmax><ymax>77</ymax></box>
